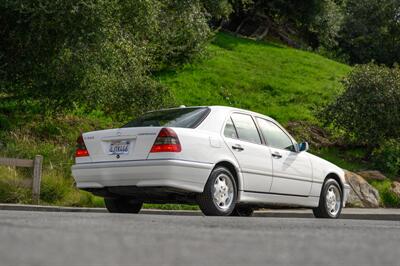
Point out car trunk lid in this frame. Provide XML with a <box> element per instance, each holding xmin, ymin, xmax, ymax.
<box><xmin>82</xmin><ymin>127</ymin><xmax>161</xmax><ymax>162</ymax></box>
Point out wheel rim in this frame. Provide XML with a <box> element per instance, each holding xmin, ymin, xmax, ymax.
<box><xmin>212</xmin><ymin>174</ymin><xmax>234</xmax><ymax>211</ymax></box>
<box><xmin>325</xmin><ymin>184</ymin><xmax>341</xmax><ymax>217</ymax></box>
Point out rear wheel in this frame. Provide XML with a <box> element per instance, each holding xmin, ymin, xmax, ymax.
<box><xmin>104</xmin><ymin>198</ymin><xmax>143</xmax><ymax>213</ymax></box>
<box><xmin>313</xmin><ymin>179</ymin><xmax>343</xmax><ymax>219</ymax></box>
<box><xmin>197</xmin><ymin>166</ymin><xmax>237</xmax><ymax>216</ymax></box>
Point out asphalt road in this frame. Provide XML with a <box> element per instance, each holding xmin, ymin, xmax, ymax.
<box><xmin>1</xmin><ymin>211</ymin><xmax>400</xmax><ymax>266</ymax></box>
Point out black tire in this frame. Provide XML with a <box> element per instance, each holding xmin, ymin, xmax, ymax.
<box><xmin>104</xmin><ymin>197</ymin><xmax>143</xmax><ymax>214</ymax></box>
<box><xmin>313</xmin><ymin>179</ymin><xmax>343</xmax><ymax>219</ymax></box>
<box><xmin>197</xmin><ymin>166</ymin><xmax>237</xmax><ymax>216</ymax></box>
<box><xmin>230</xmin><ymin>206</ymin><xmax>254</xmax><ymax>217</ymax></box>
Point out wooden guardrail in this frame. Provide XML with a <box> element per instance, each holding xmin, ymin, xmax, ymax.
<box><xmin>0</xmin><ymin>155</ymin><xmax>43</xmax><ymax>204</ymax></box>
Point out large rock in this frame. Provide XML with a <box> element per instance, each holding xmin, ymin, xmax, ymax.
<box><xmin>357</xmin><ymin>170</ymin><xmax>387</xmax><ymax>181</ymax></box>
<box><xmin>344</xmin><ymin>170</ymin><xmax>380</xmax><ymax>208</ymax></box>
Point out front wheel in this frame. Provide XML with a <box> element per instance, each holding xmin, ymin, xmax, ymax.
<box><xmin>197</xmin><ymin>166</ymin><xmax>237</xmax><ymax>216</ymax></box>
<box><xmin>313</xmin><ymin>179</ymin><xmax>343</xmax><ymax>219</ymax></box>
<box><xmin>104</xmin><ymin>198</ymin><xmax>143</xmax><ymax>213</ymax></box>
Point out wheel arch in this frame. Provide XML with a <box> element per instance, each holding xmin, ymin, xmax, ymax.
<box><xmin>324</xmin><ymin>172</ymin><xmax>344</xmax><ymax>193</ymax></box>
<box><xmin>211</xmin><ymin>160</ymin><xmax>242</xmax><ymax>192</ymax></box>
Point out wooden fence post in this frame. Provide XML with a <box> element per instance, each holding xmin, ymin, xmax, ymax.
<box><xmin>32</xmin><ymin>155</ymin><xmax>43</xmax><ymax>204</ymax></box>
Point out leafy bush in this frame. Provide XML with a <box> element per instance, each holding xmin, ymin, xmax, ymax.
<box><xmin>372</xmin><ymin>139</ymin><xmax>400</xmax><ymax>177</ymax></box>
<box><xmin>0</xmin><ymin>0</ymin><xmax>212</xmax><ymax>117</ymax></box>
<box><xmin>0</xmin><ymin>114</ymin><xmax>11</xmax><ymax>130</ymax></box>
<box><xmin>370</xmin><ymin>179</ymin><xmax>400</xmax><ymax>207</ymax></box>
<box><xmin>322</xmin><ymin>64</ymin><xmax>400</xmax><ymax>148</ymax></box>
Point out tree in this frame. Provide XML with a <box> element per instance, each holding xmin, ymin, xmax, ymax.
<box><xmin>223</xmin><ymin>0</ymin><xmax>343</xmax><ymax>49</ymax></box>
<box><xmin>339</xmin><ymin>0</ymin><xmax>400</xmax><ymax>66</ymax></box>
<box><xmin>308</xmin><ymin>0</ymin><xmax>344</xmax><ymax>50</ymax></box>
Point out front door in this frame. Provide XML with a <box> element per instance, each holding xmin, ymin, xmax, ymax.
<box><xmin>256</xmin><ymin>118</ymin><xmax>313</xmax><ymax>196</ymax></box>
<box><xmin>223</xmin><ymin>113</ymin><xmax>273</xmax><ymax>193</ymax></box>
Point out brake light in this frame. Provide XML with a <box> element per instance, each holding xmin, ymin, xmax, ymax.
<box><xmin>75</xmin><ymin>135</ymin><xmax>89</xmax><ymax>157</ymax></box>
<box><xmin>150</xmin><ymin>128</ymin><xmax>181</xmax><ymax>153</ymax></box>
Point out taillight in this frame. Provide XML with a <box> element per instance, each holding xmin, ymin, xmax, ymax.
<box><xmin>75</xmin><ymin>135</ymin><xmax>89</xmax><ymax>157</ymax></box>
<box><xmin>150</xmin><ymin>128</ymin><xmax>181</xmax><ymax>153</ymax></box>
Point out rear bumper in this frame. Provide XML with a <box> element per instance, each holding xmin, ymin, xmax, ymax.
<box><xmin>71</xmin><ymin>159</ymin><xmax>213</xmax><ymax>193</ymax></box>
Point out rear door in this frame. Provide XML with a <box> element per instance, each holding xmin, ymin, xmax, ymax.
<box><xmin>223</xmin><ymin>113</ymin><xmax>273</xmax><ymax>193</ymax></box>
<box><xmin>256</xmin><ymin>118</ymin><xmax>313</xmax><ymax>196</ymax></box>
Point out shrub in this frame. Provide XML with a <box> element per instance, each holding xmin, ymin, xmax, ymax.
<box><xmin>372</xmin><ymin>139</ymin><xmax>400</xmax><ymax>177</ymax></box>
<box><xmin>0</xmin><ymin>0</ymin><xmax>212</xmax><ymax>117</ymax></box>
<box><xmin>322</xmin><ymin>63</ymin><xmax>400</xmax><ymax>148</ymax></box>
<box><xmin>370</xmin><ymin>179</ymin><xmax>400</xmax><ymax>207</ymax></box>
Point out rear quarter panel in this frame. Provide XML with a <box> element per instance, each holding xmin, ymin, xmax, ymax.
<box><xmin>147</xmin><ymin>107</ymin><xmax>232</xmax><ymax>164</ymax></box>
<box><xmin>146</xmin><ymin>128</ymin><xmax>242</xmax><ymax>190</ymax></box>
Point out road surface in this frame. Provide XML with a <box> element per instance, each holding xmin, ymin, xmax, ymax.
<box><xmin>0</xmin><ymin>210</ymin><xmax>399</xmax><ymax>266</ymax></box>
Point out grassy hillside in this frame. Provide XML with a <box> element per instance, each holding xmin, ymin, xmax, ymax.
<box><xmin>1</xmin><ymin>32</ymin><xmax>358</xmax><ymax>208</ymax></box>
<box><xmin>160</xmin><ymin>32</ymin><xmax>351</xmax><ymax>123</ymax></box>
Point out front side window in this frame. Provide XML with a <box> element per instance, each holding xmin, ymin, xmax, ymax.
<box><xmin>230</xmin><ymin>113</ymin><xmax>261</xmax><ymax>144</ymax></box>
<box><xmin>123</xmin><ymin>107</ymin><xmax>210</xmax><ymax>128</ymax></box>
<box><xmin>256</xmin><ymin>118</ymin><xmax>295</xmax><ymax>151</ymax></box>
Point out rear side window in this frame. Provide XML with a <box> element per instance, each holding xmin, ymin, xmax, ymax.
<box><xmin>230</xmin><ymin>113</ymin><xmax>261</xmax><ymax>144</ymax></box>
<box><xmin>224</xmin><ymin>118</ymin><xmax>238</xmax><ymax>139</ymax></box>
<box><xmin>122</xmin><ymin>107</ymin><xmax>210</xmax><ymax>128</ymax></box>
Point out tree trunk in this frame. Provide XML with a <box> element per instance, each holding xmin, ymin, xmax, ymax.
<box><xmin>257</xmin><ymin>26</ymin><xmax>270</xmax><ymax>41</ymax></box>
<box><xmin>235</xmin><ymin>17</ymin><xmax>250</xmax><ymax>35</ymax></box>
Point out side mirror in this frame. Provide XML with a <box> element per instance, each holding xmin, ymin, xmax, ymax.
<box><xmin>298</xmin><ymin>142</ymin><xmax>309</xmax><ymax>152</ymax></box>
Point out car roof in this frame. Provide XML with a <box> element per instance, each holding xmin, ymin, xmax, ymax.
<box><xmin>153</xmin><ymin>105</ymin><xmax>275</xmax><ymax>121</ymax></box>
<box><xmin>150</xmin><ymin>105</ymin><xmax>276</xmax><ymax>121</ymax></box>
<box><xmin>148</xmin><ymin>105</ymin><xmax>295</xmax><ymax>142</ymax></box>
<box><xmin>210</xmin><ymin>106</ymin><xmax>277</xmax><ymax>122</ymax></box>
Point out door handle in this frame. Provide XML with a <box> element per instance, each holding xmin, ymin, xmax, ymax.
<box><xmin>232</xmin><ymin>144</ymin><xmax>244</xmax><ymax>151</ymax></box>
<box><xmin>272</xmin><ymin>152</ymin><xmax>282</xmax><ymax>158</ymax></box>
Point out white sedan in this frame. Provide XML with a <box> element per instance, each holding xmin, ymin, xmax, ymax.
<box><xmin>72</xmin><ymin>106</ymin><xmax>350</xmax><ymax>218</ymax></box>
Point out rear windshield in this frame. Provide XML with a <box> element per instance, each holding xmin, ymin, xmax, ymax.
<box><xmin>122</xmin><ymin>107</ymin><xmax>210</xmax><ymax>128</ymax></box>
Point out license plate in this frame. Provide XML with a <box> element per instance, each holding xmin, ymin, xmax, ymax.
<box><xmin>109</xmin><ymin>141</ymin><xmax>130</xmax><ymax>155</ymax></box>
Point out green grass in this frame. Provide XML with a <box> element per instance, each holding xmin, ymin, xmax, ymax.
<box><xmin>0</xmin><ymin>110</ymin><xmax>116</xmax><ymax>207</ymax></box>
<box><xmin>159</xmin><ymin>32</ymin><xmax>351</xmax><ymax>123</ymax></box>
<box><xmin>0</xmin><ymin>166</ymin><xmax>31</xmax><ymax>204</ymax></box>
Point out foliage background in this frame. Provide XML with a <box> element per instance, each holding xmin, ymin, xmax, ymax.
<box><xmin>0</xmin><ymin>0</ymin><xmax>399</xmax><ymax>208</ymax></box>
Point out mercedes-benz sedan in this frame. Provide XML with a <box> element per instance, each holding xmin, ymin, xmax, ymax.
<box><xmin>72</xmin><ymin>106</ymin><xmax>350</xmax><ymax>218</ymax></box>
